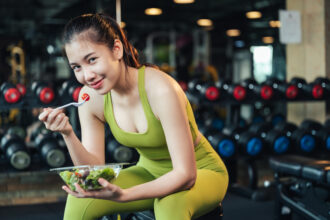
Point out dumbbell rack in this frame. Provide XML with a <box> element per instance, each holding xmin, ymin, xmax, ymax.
<box><xmin>186</xmin><ymin>86</ymin><xmax>330</xmax><ymax>202</ymax></box>
<box><xmin>0</xmin><ymin>82</ymin><xmax>80</xmax><ymax>206</ymax></box>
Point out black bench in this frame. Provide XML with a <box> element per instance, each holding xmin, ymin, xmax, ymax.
<box><xmin>269</xmin><ymin>155</ymin><xmax>330</xmax><ymax>220</ymax></box>
<box><xmin>101</xmin><ymin>203</ymin><xmax>223</xmax><ymax>220</ymax></box>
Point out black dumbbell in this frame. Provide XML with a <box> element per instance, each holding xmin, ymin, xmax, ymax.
<box><xmin>241</xmin><ymin>78</ymin><xmax>273</xmax><ymax>101</ymax></box>
<box><xmin>6</xmin><ymin>126</ymin><xmax>27</xmax><ymax>140</ymax></box>
<box><xmin>223</xmin><ymin>125</ymin><xmax>263</xmax><ymax>157</ymax></box>
<box><xmin>300</xmin><ymin>119</ymin><xmax>330</xmax><ymax>153</ymax></box>
<box><xmin>204</xmin><ymin>128</ymin><xmax>236</xmax><ymax>159</ymax></box>
<box><xmin>1</xmin><ymin>82</ymin><xmax>22</xmax><ymax>104</ymax></box>
<box><xmin>16</xmin><ymin>83</ymin><xmax>27</xmax><ymax>97</ymax></box>
<box><xmin>216</xmin><ymin>80</ymin><xmax>246</xmax><ymax>101</ymax></box>
<box><xmin>34</xmin><ymin>130</ymin><xmax>66</xmax><ymax>168</ymax></box>
<box><xmin>0</xmin><ymin>133</ymin><xmax>31</xmax><ymax>170</ymax></box>
<box><xmin>313</xmin><ymin>77</ymin><xmax>330</xmax><ymax>98</ymax></box>
<box><xmin>31</xmin><ymin>81</ymin><xmax>55</xmax><ymax>104</ymax></box>
<box><xmin>290</xmin><ymin>77</ymin><xmax>324</xmax><ymax>100</ymax></box>
<box><xmin>275</xmin><ymin>121</ymin><xmax>316</xmax><ymax>154</ymax></box>
<box><xmin>106</xmin><ymin>139</ymin><xmax>137</xmax><ymax>163</ymax></box>
<box><xmin>59</xmin><ymin>80</ymin><xmax>82</xmax><ymax>102</ymax></box>
<box><xmin>264</xmin><ymin>78</ymin><xmax>299</xmax><ymax>100</ymax></box>
<box><xmin>248</xmin><ymin>122</ymin><xmax>290</xmax><ymax>155</ymax></box>
<box><xmin>188</xmin><ymin>79</ymin><xmax>220</xmax><ymax>101</ymax></box>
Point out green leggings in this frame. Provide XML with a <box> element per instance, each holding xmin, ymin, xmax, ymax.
<box><xmin>63</xmin><ymin>165</ymin><xmax>228</xmax><ymax>220</ymax></box>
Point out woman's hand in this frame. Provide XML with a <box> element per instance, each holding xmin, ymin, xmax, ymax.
<box><xmin>38</xmin><ymin>108</ymin><xmax>73</xmax><ymax>136</ymax></box>
<box><xmin>62</xmin><ymin>178</ymin><xmax>127</xmax><ymax>202</ymax></box>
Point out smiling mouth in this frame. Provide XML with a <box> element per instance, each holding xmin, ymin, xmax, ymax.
<box><xmin>89</xmin><ymin>78</ymin><xmax>104</xmax><ymax>89</ymax></box>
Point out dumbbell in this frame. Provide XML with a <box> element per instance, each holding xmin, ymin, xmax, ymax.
<box><xmin>222</xmin><ymin>125</ymin><xmax>263</xmax><ymax>157</ymax></box>
<box><xmin>177</xmin><ymin>81</ymin><xmax>188</xmax><ymax>92</ymax></box>
<box><xmin>300</xmin><ymin>119</ymin><xmax>330</xmax><ymax>153</ymax></box>
<box><xmin>275</xmin><ymin>121</ymin><xmax>316</xmax><ymax>154</ymax></box>
<box><xmin>0</xmin><ymin>82</ymin><xmax>22</xmax><ymax>104</ymax></box>
<box><xmin>264</xmin><ymin>78</ymin><xmax>299</xmax><ymax>100</ymax></box>
<box><xmin>241</xmin><ymin>78</ymin><xmax>273</xmax><ymax>101</ymax></box>
<box><xmin>0</xmin><ymin>132</ymin><xmax>31</xmax><ymax>170</ymax></box>
<box><xmin>188</xmin><ymin>79</ymin><xmax>220</xmax><ymax>101</ymax></box>
<box><xmin>31</xmin><ymin>81</ymin><xmax>55</xmax><ymax>104</ymax></box>
<box><xmin>204</xmin><ymin>128</ymin><xmax>236</xmax><ymax>159</ymax></box>
<box><xmin>248</xmin><ymin>122</ymin><xmax>290</xmax><ymax>155</ymax></box>
<box><xmin>290</xmin><ymin>77</ymin><xmax>324</xmax><ymax>100</ymax></box>
<box><xmin>59</xmin><ymin>80</ymin><xmax>82</xmax><ymax>102</ymax></box>
<box><xmin>216</xmin><ymin>80</ymin><xmax>246</xmax><ymax>101</ymax></box>
<box><xmin>16</xmin><ymin>83</ymin><xmax>27</xmax><ymax>97</ymax></box>
<box><xmin>106</xmin><ymin>139</ymin><xmax>137</xmax><ymax>163</ymax></box>
<box><xmin>7</xmin><ymin>126</ymin><xmax>27</xmax><ymax>140</ymax></box>
<box><xmin>313</xmin><ymin>77</ymin><xmax>330</xmax><ymax>98</ymax></box>
<box><xmin>34</xmin><ymin>130</ymin><xmax>66</xmax><ymax>168</ymax></box>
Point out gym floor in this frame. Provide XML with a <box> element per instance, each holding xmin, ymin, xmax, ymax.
<box><xmin>0</xmin><ymin>192</ymin><xmax>275</xmax><ymax>220</ymax></box>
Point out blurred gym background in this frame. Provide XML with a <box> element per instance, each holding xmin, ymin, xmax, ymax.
<box><xmin>0</xmin><ymin>0</ymin><xmax>329</xmax><ymax>219</ymax></box>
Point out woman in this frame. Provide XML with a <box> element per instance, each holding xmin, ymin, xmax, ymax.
<box><xmin>39</xmin><ymin>13</ymin><xmax>228</xmax><ymax>220</ymax></box>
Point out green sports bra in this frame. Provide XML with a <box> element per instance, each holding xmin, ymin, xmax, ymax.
<box><xmin>104</xmin><ymin>66</ymin><xmax>199</xmax><ymax>160</ymax></box>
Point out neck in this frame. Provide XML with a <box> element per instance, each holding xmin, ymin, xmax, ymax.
<box><xmin>112</xmin><ymin>63</ymin><xmax>137</xmax><ymax>96</ymax></box>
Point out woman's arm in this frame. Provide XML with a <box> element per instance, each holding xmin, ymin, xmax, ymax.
<box><xmin>38</xmin><ymin>86</ymin><xmax>105</xmax><ymax>166</ymax></box>
<box><xmin>65</xmin><ymin>86</ymin><xmax>105</xmax><ymax>165</ymax></box>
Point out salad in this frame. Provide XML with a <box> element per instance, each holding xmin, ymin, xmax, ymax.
<box><xmin>59</xmin><ymin>167</ymin><xmax>115</xmax><ymax>191</ymax></box>
<box><xmin>50</xmin><ymin>164</ymin><xmax>125</xmax><ymax>191</ymax></box>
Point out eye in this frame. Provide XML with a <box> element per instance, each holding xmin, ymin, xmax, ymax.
<box><xmin>72</xmin><ymin>65</ymin><xmax>81</xmax><ymax>71</ymax></box>
<box><xmin>89</xmin><ymin>57</ymin><xmax>97</xmax><ymax>63</ymax></box>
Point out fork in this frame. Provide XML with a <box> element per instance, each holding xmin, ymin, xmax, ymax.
<box><xmin>55</xmin><ymin>99</ymin><xmax>87</xmax><ymax>110</ymax></box>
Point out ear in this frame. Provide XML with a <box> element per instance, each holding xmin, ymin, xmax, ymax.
<box><xmin>112</xmin><ymin>39</ymin><xmax>124</xmax><ymax>60</ymax></box>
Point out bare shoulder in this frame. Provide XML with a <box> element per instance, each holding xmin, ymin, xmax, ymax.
<box><xmin>78</xmin><ymin>85</ymin><xmax>105</xmax><ymax>122</ymax></box>
<box><xmin>144</xmin><ymin>67</ymin><xmax>184</xmax><ymax>99</ymax></box>
<box><xmin>144</xmin><ymin>67</ymin><xmax>186</xmax><ymax>116</ymax></box>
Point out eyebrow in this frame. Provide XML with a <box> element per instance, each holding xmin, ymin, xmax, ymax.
<box><xmin>69</xmin><ymin>52</ymin><xmax>95</xmax><ymax>65</ymax></box>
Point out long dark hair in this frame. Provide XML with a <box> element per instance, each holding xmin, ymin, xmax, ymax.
<box><xmin>63</xmin><ymin>13</ymin><xmax>140</xmax><ymax>69</ymax></box>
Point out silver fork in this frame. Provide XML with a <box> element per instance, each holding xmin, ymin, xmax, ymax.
<box><xmin>55</xmin><ymin>99</ymin><xmax>87</xmax><ymax>110</ymax></box>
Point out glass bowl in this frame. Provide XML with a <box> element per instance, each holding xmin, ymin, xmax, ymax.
<box><xmin>50</xmin><ymin>163</ymin><xmax>125</xmax><ymax>191</ymax></box>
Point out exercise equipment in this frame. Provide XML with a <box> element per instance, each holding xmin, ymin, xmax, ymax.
<box><xmin>223</xmin><ymin>125</ymin><xmax>263</xmax><ymax>157</ymax></box>
<box><xmin>216</xmin><ymin>80</ymin><xmax>246</xmax><ymax>101</ymax></box>
<box><xmin>269</xmin><ymin>155</ymin><xmax>330</xmax><ymax>220</ymax></box>
<box><xmin>313</xmin><ymin>77</ymin><xmax>330</xmax><ymax>98</ymax></box>
<box><xmin>59</xmin><ymin>80</ymin><xmax>82</xmax><ymax>102</ymax></box>
<box><xmin>34</xmin><ymin>130</ymin><xmax>66</xmax><ymax>168</ymax></box>
<box><xmin>300</xmin><ymin>119</ymin><xmax>330</xmax><ymax>154</ymax></box>
<box><xmin>104</xmin><ymin>203</ymin><xmax>223</xmax><ymax>220</ymax></box>
<box><xmin>249</xmin><ymin>122</ymin><xmax>290</xmax><ymax>155</ymax></box>
<box><xmin>264</xmin><ymin>78</ymin><xmax>298</xmax><ymax>100</ymax></box>
<box><xmin>106</xmin><ymin>139</ymin><xmax>137</xmax><ymax>163</ymax></box>
<box><xmin>31</xmin><ymin>81</ymin><xmax>55</xmax><ymax>104</ymax></box>
<box><xmin>275</xmin><ymin>121</ymin><xmax>317</xmax><ymax>155</ymax></box>
<box><xmin>204</xmin><ymin>128</ymin><xmax>236</xmax><ymax>159</ymax></box>
<box><xmin>290</xmin><ymin>77</ymin><xmax>324</xmax><ymax>100</ymax></box>
<box><xmin>0</xmin><ymin>82</ymin><xmax>21</xmax><ymax>104</ymax></box>
<box><xmin>188</xmin><ymin>79</ymin><xmax>219</xmax><ymax>101</ymax></box>
<box><xmin>241</xmin><ymin>78</ymin><xmax>273</xmax><ymax>101</ymax></box>
<box><xmin>0</xmin><ymin>132</ymin><xmax>31</xmax><ymax>170</ymax></box>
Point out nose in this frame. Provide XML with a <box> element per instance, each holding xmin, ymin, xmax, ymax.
<box><xmin>83</xmin><ymin>67</ymin><xmax>96</xmax><ymax>82</ymax></box>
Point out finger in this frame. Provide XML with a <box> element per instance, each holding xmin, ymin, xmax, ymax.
<box><xmin>46</xmin><ymin>109</ymin><xmax>62</xmax><ymax>124</ymax></box>
<box><xmin>38</xmin><ymin>108</ymin><xmax>52</xmax><ymax>121</ymax></box>
<box><xmin>52</xmin><ymin>113</ymin><xmax>65</xmax><ymax>128</ymax></box>
<box><xmin>58</xmin><ymin>115</ymin><xmax>68</xmax><ymax>130</ymax></box>
<box><xmin>74</xmin><ymin>183</ymin><xmax>88</xmax><ymax>195</ymax></box>
<box><xmin>98</xmin><ymin>178</ymin><xmax>114</xmax><ymax>190</ymax></box>
<box><xmin>62</xmin><ymin>185</ymin><xmax>79</xmax><ymax>196</ymax></box>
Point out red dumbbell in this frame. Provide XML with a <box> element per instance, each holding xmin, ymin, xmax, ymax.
<box><xmin>0</xmin><ymin>82</ymin><xmax>22</xmax><ymax>104</ymax></box>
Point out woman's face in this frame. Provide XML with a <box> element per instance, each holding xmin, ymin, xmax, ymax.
<box><xmin>65</xmin><ymin>37</ymin><xmax>122</xmax><ymax>95</ymax></box>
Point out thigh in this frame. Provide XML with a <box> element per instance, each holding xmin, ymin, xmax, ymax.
<box><xmin>63</xmin><ymin>165</ymin><xmax>155</xmax><ymax>220</ymax></box>
<box><xmin>154</xmin><ymin>169</ymin><xmax>228</xmax><ymax>220</ymax></box>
